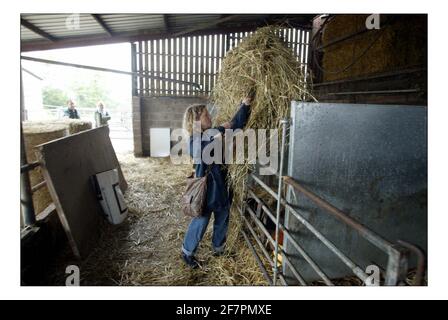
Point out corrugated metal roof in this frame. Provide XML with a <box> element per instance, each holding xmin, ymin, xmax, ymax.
<box><xmin>21</xmin><ymin>14</ymin><xmax>315</xmax><ymax>51</ymax></box>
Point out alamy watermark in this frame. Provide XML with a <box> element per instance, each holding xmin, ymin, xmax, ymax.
<box><xmin>170</xmin><ymin>121</ymin><xmax>280</xmax><ymax>175</ymax></box>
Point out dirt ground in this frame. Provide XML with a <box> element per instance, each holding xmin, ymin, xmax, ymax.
<box><xmin>44</xmin><ymin>152</ymin><xmax>268</xmax><ymax>286</ymax></box>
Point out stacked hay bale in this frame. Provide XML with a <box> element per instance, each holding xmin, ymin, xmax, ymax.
<box><xmin>23</xmin><ymin>123</ymin><xmax>68</xmax><ymax>214</ymax></box>
<box><xmin>22</xmin><ymin>119</ymin><xmax>92</xmax><ymax>215</ymax></box>
<box><xmin>320</xmin><ymin>15</ymin><xmax>427</xmax><ymax>82</ymax></box>
<box><xmin>212</xmin><ymin>25</ymin><xmax>315</xmax><ymax>201</ymax></box>
<box><xmin>27</xmin><ymin>119</ymin><xmax>92</xmax><ymax>134</ymax></box>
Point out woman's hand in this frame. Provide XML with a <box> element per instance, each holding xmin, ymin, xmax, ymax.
<box><xmin>221</xmin><ymin>122</ymin><xmax>231</xmax><ymax>129</ymax></box>
<box><xmin>242</xmin><ymin>96</ymin><xmax>253</xmax><ymax>106</ymax></box>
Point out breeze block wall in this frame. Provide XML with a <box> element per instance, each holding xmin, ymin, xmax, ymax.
<box><xmin>132</xmin><ymin>96</ymin><xmax>208</xmax><ymax>156</ymax></box>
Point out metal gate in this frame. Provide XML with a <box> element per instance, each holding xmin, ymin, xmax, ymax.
<box><xmin>239</xmin><ymin>101</ymin><xmax>427</xmax><ymax>286</ymax></box>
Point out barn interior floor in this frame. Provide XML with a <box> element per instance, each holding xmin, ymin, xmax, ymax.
<box><xmin>42</xmin><ymin>152</ymin><xmax>268</xmax><ymax>286</ymax></box>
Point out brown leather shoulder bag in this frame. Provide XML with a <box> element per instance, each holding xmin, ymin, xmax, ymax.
<box><xmin>182</xmin><ymin>165</ymin><xmax>211</xmax><ymax>217</ymax></box>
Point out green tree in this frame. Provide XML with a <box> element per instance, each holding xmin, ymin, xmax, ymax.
<box><xmin>70</xmin><ymin>74</ymin><xmax>114</xmax><ymax>109</ymax></box>
<box><xmin>42</xmin><ymin>86</ymin><xmax>69</xmax><ymax>107</ymax></box>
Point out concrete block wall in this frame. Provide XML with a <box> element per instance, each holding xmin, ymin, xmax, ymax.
<box><xmin>132</xmin><ymin>96</ymin><xmax>208</xmax><ymax>156</ymax></box>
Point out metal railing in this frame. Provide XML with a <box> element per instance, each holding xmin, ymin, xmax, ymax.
<box><xmin>239</xmin><ymin>118</ymin><xmax>426</xmax><ymax>286</ymax></box>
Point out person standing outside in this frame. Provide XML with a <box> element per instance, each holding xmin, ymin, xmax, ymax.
<box><xmin>64</xmin><ymin>99</ymin><xmax>80</xmax><ymax>119</ymax></box>
<box><xmin>94</xmin><ymin>101</ymin><xmax>111</xmax><ymax>127</ymax></box>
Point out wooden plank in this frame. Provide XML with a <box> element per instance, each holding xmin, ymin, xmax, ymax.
<box><xmin>210</xmin><ymin>34</ymin><xmax>215</xmax><ymax>93</ymax></box>
<box><xmin>144</xmin><ymin>41</ymin><xmax>149</xmax><ymax>96</ymax></box>
<box><xmin>153</xmin><ymin>40</ymin><xmax>160</xmax><ymax>96</ymax></box>
<box><xmin>36</xmin><ymin>202</ymin><xmax>56</xmax><ymax>222</ymax></box>
<box><xmin>138</xmin><ymin>41</ymin><xmax>144</xmax><ymax>96</ymax></box>
<box><xmin>184</xmin><ymin>37</ymin><xmax>189</xmax><ymax>96</ymax></box>
<box><xmin>291</xmin><ymin>28</ymin><xmax>297</xmax><ymax>60</ymax></box>
<box><xmin>173</xmin><ymin>37</ymin><xmax>178</xmax><ymax>95</ymax></box>
<box><xmin>198</xmin><ymin>35</ymin><xmax>204</xmax><ymax>95</ymax></box>
<box><xmin>195</xmin><ymin>36</ymin><xmax>200</xmax><ymax>96</ymax></box>
<box><xmin>149</xmin><ymin>40</ymin><xmax>155</xmax><ymax>95</ymax></box>
<box><xmin>37</xmin><ymin>126</ymin><xmax>127</xmax><ymax>259</ymax></box>
<box><xmin>204</xmin><ymin>35</ymin><xmax>209</xmax><ymax>95</ymax></box>
<box><xmin>301</xmin><ymin>30</ymin><xmax>306</xmax><ymax>65</ymax></box>
<box><xmin>177</xmin><ymin>37</ymin><xmax>182</xmax><ymax>95</ymax></box>
<box><xmin>131</xmin><ymin>43</ymin><xmax>137</xmax><ymax>96</ymax></box>
<box><xmin>304</xmin><ymin>31</ymin><xmax>310</xmax><ymax>76</ymax></box>
<box><xmin>188</xmin><ymin>37</ymin><xmax>195</xmax><ymax>95</ymax></box>
<box><xmin>167</xmin><ymin>38</ymin><xmax>172</xmax><ymax>95</ymax></box>
<box><xmin>161</xmin><ymin>39</ymin><xmax>166</xmax><ymax>96</ymax></box>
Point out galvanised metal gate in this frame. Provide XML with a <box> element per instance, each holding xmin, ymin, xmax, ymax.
<box><xmin>239</xmin><ymin>102</ymin><xmax>427</xmax><ymax>286</ymax></box>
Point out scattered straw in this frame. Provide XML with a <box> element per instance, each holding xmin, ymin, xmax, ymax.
<box><xmin>44</xmin><ymin>153</ymin><xmax>268</xmax><ymax>286</ymax></box>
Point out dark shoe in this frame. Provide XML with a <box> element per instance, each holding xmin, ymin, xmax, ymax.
<box><xmin>182</xmin><ymin>253</ymin><xmax>200</xmax><ymax>269</ymax></box>
<box><xmin>212</xmin><ymin>250</ymin><xmax>225</xmax><ymax>257</ymax></box>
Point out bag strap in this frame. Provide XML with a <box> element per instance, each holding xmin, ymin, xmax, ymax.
<box><xmin>194</xmin><ymin>163</ymin><xmax>212</xmax><ymax>178</ymax></box>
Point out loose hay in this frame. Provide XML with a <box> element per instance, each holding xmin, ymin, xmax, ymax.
<box><xmin>44</xmin><ymin>153</ymin><xmax>268</xmax><ymax>286</ymax></box>
<box><xmin>211</xmin><ymin>25</ymin><xmax>315</xmax><ymax>202</ymax></box>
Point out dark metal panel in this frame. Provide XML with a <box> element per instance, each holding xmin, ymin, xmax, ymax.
<box><xmin>284</xmin><ymin>101</ymin><xmax>427</xmax><ymax>283</ymax></box>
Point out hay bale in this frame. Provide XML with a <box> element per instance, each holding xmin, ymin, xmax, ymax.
<box><xmin>23</xmin><ymin>123</ymin><xmax>69</xmax><ymax>214</ymax></box>
<box><xmin>26</xmin><ymin>119</ymin><xmax>92</xmax><ymax>134</ymax></box>
<box><xmin>321</xmin><ymin>15</ymin><xmax>427</xmax><ymax>81</ymax></box>
<box><xmin>212</xmin><ymin>25</ymin><xmax>315</xmax><ymax>201</ymax></box>
<box><xmin>53</xmin><ymin>119</ymin><xmax>92</xmax><ymax>134</ymax></box>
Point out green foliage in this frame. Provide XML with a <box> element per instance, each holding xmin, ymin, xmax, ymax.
<box><xmin>70</xmin><ymin>74</ymin><xmax>113</xmax><ymax>109</ymax></box>
<box><xmin>42</xmin><ymin>73</ymin><xmax>115</xmax><ymax>109</ymax></box>
<box><xmin>42</xmin><ymin>86</ymin><xmax>69</xmax><ymax>107</ymax></box>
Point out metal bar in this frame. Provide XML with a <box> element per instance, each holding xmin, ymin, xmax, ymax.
<box><xmin>91</xmin><ymin>14</ymin><xmax>114</xmax><ymax>37</ymax></box>
<box><xmin>316</xmin><ymin>27</ymin><xmax>371</xmax><ymax>51</ymax></box>
<box><xmin>21</xmin><ymin>24</ymin><xmax>294</xmax><ymax>52</ymax></box>
<box><xmin>397</xmin><ymin>240</ymin><xmax>426</xmax><ymax>286</ymax></box>
<box><xmin>283</xmin><ymin>176</ymin><xmax>394</xmax><ymax>253</ymax></box>
<box><xmin>246</xmin><ymin>206</ymin><xmax>276</xmax><ymax>247</ymax></box>
<box><xmin>20</xmin><ymin>55</ymin><xmax>201</xmax><ymax>89</ymax></box>
<box><xmin>21</xmin><ymin>17</ymin><xmax>57</xmax><ymax>42</ymax></box>
<box><xmin>242</xmin><ymin>207</ymin><xmax>307</xmax><ymax>286</ymax></box>
<box><xmin>241</xmin><ymin>215</ymin><xmax>275</xmax><ymax>268</ymax></box>
<box><xmin>31</xmin><ymin>180</ymin><xmax>46</xmax><ymax>193</ymax></box>
<box><xmin>250</xmin><ymin>173</ymin><xmax>369</xmax><ymax>282</ymax></box>
<box><xmin>312</xmin><ymin>67</ymin><xmax>427</xmax><ymax>88</ymax></box>
<box><xmin>273</xmin><ymin>119</ymin><xmax>288</xmax><ymax>285</ymax></box>
<box><xmin>20</xmin><ymin>161</ymin><xmax>40</xmax><ymax>173</ymax></box>
<box><xmin>278</xmin><ymin>274</ymin><xmax>288</xmax><ymax>286</ymax></box>
<box><xmin>384</xmin><ymin>245</ymin><xmax>409</xmax><ymax>286</ymax></box>
<box><xmin>173</xmin><ymin>14</ymin><xmax>240</xmax><ymax>37</ymax></box>
<box><xmin>325</xmin><ymin>89</ymin><xmax>421</xmax><ymax>96</ymax></box>
<box><xmin>163</xmin><ymin>14</ymin><xmax>170</xmax><ymax>32</ymax></box>
<box><xmin>247</xmin><ymin>188</ymin><xmax>333</xmax><ymax>285</ymax></box>
<box><xmin>240</xmin><ymin>228</ymin><xmax>273</xmax><ymax>286</ymax></box>
<box><xmin>282</xmin><ymin>252</ymin><xmax>307</xmax><ymax>286</ymax></box>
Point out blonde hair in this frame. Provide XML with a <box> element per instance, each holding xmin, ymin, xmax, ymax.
<box><xmin>183</xmin><ymin>104</ymin><xmax>207</xmax><ymax>137</ymax></box>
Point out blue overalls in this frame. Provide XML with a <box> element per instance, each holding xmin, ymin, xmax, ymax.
<box><xmin>182</xmin><ymin>103</ymin><xmax>251</xmax><ymax>256</ymax></box>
